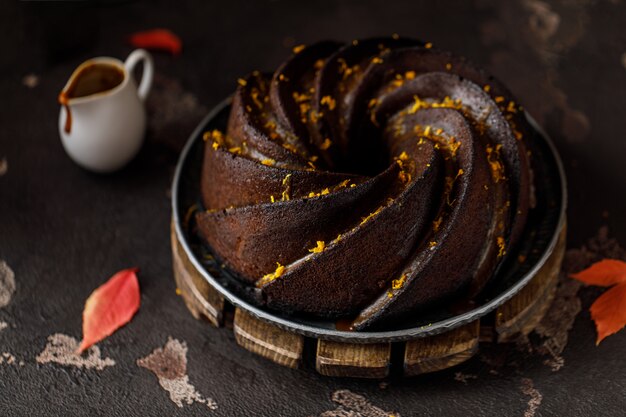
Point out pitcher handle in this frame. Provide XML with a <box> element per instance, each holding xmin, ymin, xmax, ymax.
<box><xmin>124</xmin><ymin>49</ymin><xmax>153</xmax><ymax>102</ymax></box>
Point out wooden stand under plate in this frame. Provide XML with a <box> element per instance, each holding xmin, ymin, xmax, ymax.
<box><xmin>171</xmin><ymin>220</ymin><xmax>566</xmax><ymax>378</ymax></box>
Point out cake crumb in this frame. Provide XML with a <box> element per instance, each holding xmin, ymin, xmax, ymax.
<box><xmin>0</xmin><ymin>158</ymin><xmax>7</xmax><ymax>176</ymax></box>
<box><xmin>454</xmin><ymin>372</ymin><xmax>478</xmax><ymax>384</ymax></box>
<box><xmin>22</xmin><ymin>73</ymin><xmax>39</xmax><ymax>88</ymax></box>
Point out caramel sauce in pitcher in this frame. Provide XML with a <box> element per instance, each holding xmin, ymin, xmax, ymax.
<box><xmin>58</xmin><ymin>63</ymin><xmax>125</xmax><ymax>133</ymax></box>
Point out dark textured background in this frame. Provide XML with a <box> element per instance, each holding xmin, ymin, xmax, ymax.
<box><xmin>1</xmin><ymin>0</ymin><xmax>626</xmax><ymax>416</ymax></box>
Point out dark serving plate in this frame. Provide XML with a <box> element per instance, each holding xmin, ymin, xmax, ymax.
<box><xmin>171</xmin><ymin>98</ymin><xmax>567</xmax><ymax>343</ymax></box>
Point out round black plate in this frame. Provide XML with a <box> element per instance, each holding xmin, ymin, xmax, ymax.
<box><xmin>171</xmin><ymin>98</ymin><xmax>567</xmax><ymax>343</ymax></box>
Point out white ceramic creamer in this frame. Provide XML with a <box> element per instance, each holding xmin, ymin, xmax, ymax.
<box><xmin>58</xmin><ymin>49</ymin><xmax>153</xmax><ymax>173</ymax></box>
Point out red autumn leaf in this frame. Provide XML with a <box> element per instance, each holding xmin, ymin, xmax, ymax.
<box><xmin>570</xmin><ymin>259</ymin><xmax>626</xmax><ymax>286</ymax></box>
<box><xmin>570</xmin><ymin>259</ymin><xmax>626</xmax><ymax>345</ymax></box>
<box><xmin>128</xmin><ymin>29</ymin><xmax>182</xmax><ymax>55</ymax></box>
<box><xmin>590</xmin><ymin>282</ymin><xmax>626</xmax><ymax>345</ymax></box>
<box><xmin>77</xmin><ymin>268</ymin><xmax>141</xmax><ymax>353</ymax></box>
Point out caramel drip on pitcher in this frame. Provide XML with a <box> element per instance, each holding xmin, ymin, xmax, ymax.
<box><xmin>58</xmin><ymin>93</ymin><xmax>72</xmax><ymax>133</ymax></box>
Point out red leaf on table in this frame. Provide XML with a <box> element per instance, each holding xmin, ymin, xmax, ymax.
<box><xmin>77</xmin><ymin>268</ymin><xmax>141</xmax><ymax>353</ymax></box>
<box><xmin>590</xmin><ymin>282</ymin><xmax>626</xmax><ymax>345</ymax></box>
<box><xmin>570</xmin><ymin>259</ymin><xmax>626</xmax><ymax>286</ymax></box>
<box><xmin>570</xmin><ymin>259</ymin><xmax>626</xmax><ymax>345</ymax></box>
<box><xmin>129</xmin><ymin>29</ymin><xmax>182</xmax><ymax>55</ymax></box>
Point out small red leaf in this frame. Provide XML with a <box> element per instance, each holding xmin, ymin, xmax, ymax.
<box><xmin>590</xmin><ymin>282</ymin><xmax>626</xmax><ymax>345</ymax></box>
<box><xmin>129</xmin><ymin>29</ymin><xmax>182</xmax><ymax>55</ymax></box>
<box><xmin>570</xmin><ymin>259</ymin><xmax>626</xmax><ymax>287</ymax></box>
<box><xmin>78</xmin><ymin>268</ymin><xmax>141</xmax><ymax>353</ymax></box>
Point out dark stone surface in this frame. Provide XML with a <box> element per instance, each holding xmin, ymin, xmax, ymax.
<box><xmin>1</xmin><ymin>1</ymin><xmax>625</xmax><ymax>416</ymax></box>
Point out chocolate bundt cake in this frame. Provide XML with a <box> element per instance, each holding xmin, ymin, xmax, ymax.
<box><xmin>196</xmin><ymin>37</ymin><xmax>536</xmax><ymax>330</ymax></box>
